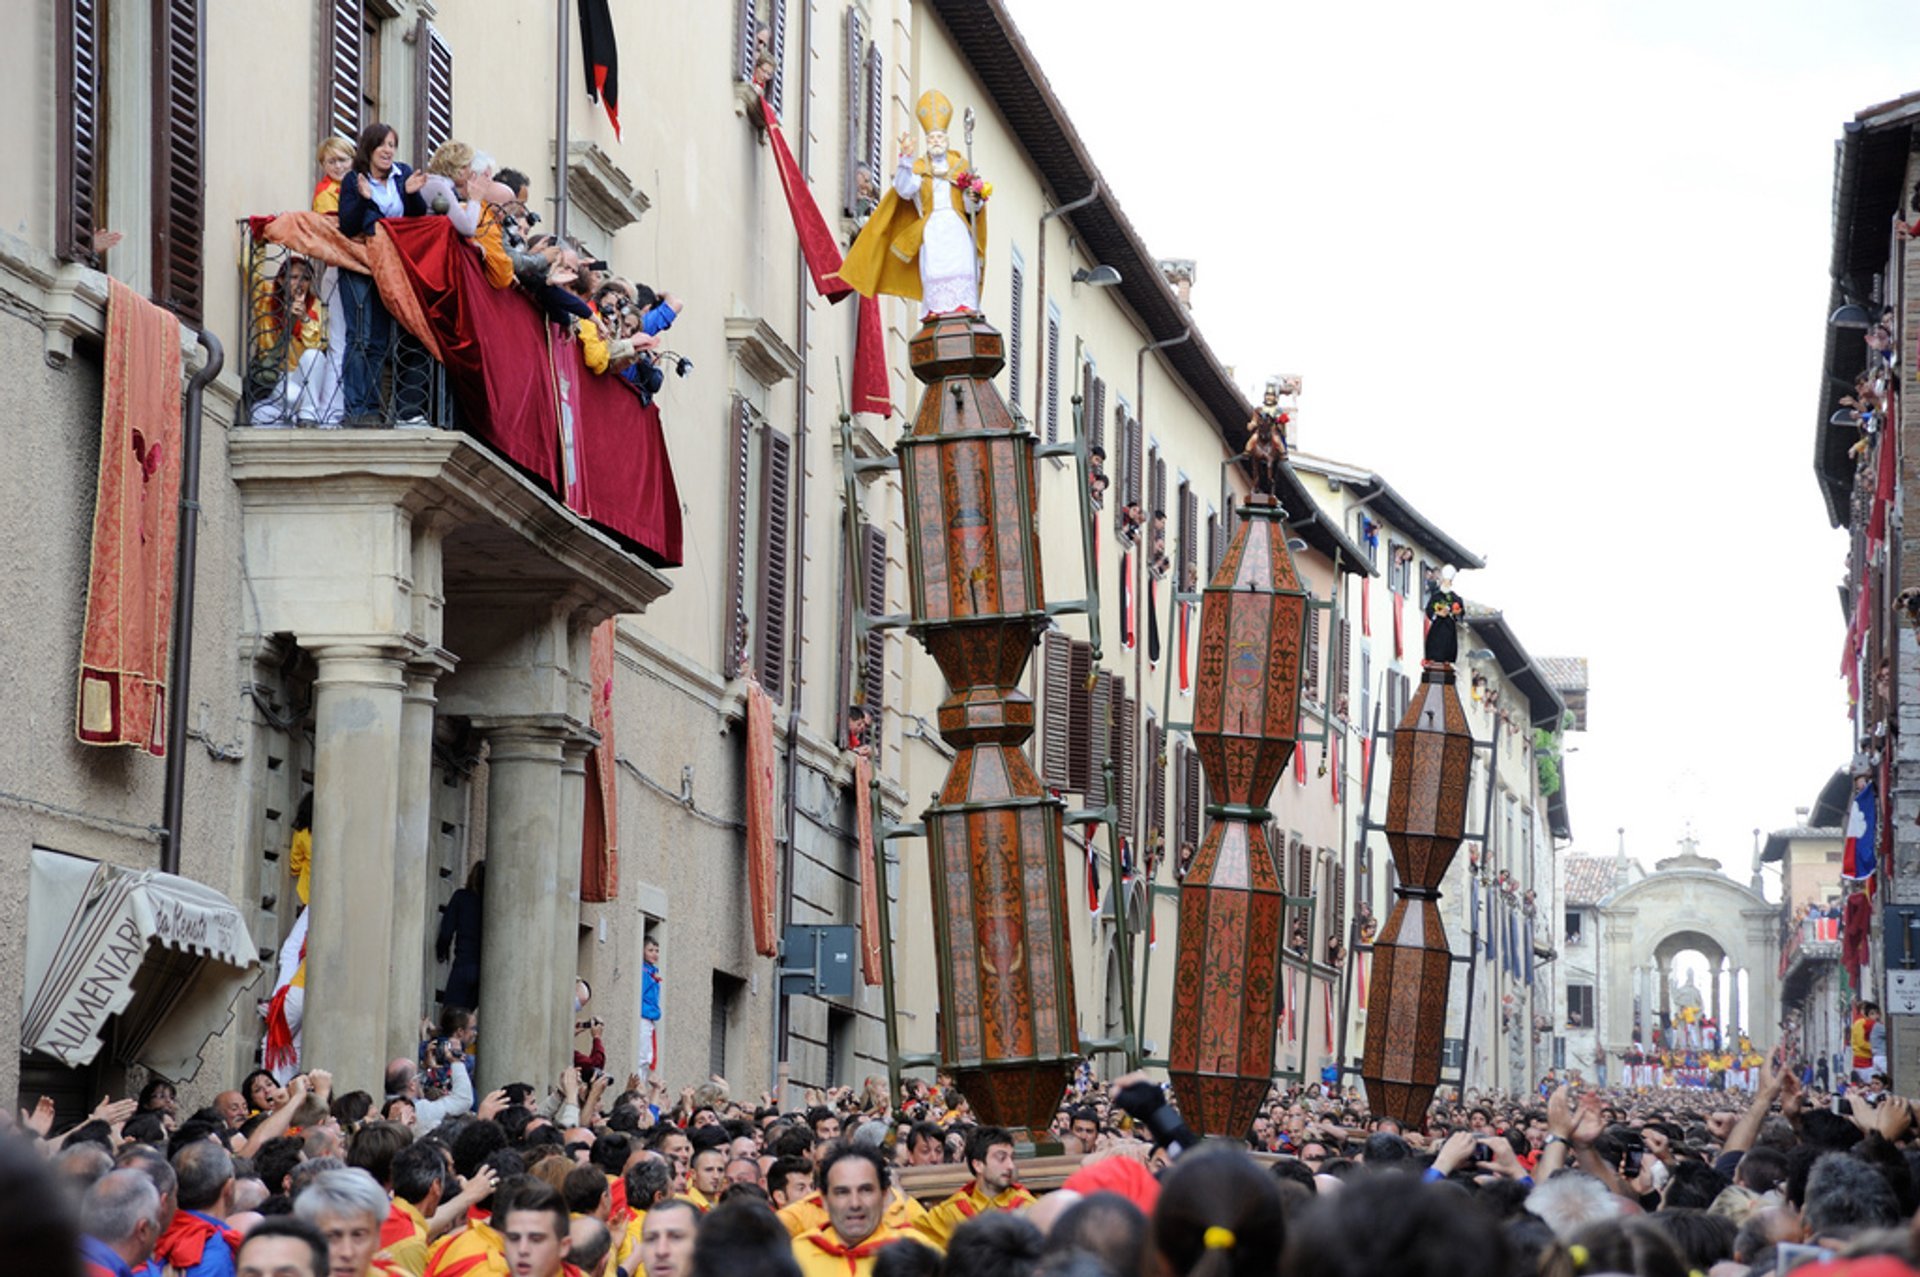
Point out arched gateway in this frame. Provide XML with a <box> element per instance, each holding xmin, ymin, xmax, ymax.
<box><xmin>1595</xmin><ymin>839</ymin><xmax>1779</xmax><ymax>1069</ymax></box>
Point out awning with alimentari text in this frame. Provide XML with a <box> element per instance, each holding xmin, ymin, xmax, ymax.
<box><xmin>21</xmin><ymin>849</ymin><xmax>258</xmax><ymax>1082</ymax></box>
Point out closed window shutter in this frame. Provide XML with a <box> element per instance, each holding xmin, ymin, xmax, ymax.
<box><xmin>1008</xmin><ymin>260</ymin><xmax>1024</xmax><ymax>409</ymax></box>
<box><xmin>842</xmin><ymin>8</ymin><xmax>864</xmax><ymax>215</ymax></box>
<box><xmin>861</xmin><ymin>524</ymin><xmax>888</xmax><ymax>709</ymax></box>
<box><xmin>1303</xmin><ymin>606</ymin><xmax>1321</xmax><ymax>702</ymax></box>
<box><xmin>1041</xmin><ymin>632</ymin><xmax>1072</xmax><ymax>790</ymax></box>
<box><xmin>1066</xmin><ymin>641</ymin><xmax>1094</xmax><ymax>793</ymax></box>
<box><xmin>722</xmin><ymin>396</ymin><xmax>752</xmax><ymax>678</ymax></box>
<box><xmin>1151</xmin><ymin>452</ymin><xmax>1166</xmax><ymax>519</ymax></box>
<box><xmin>1089</xmin><ymin>378</ymin><xmax>1106</xmax><ymax>457</ymax></box>
<box><xmin>54</xmin><ymin>0</ymin><xmax>102</xmax><ymax>267</ymax></box>
<box><xmin>1148</xmin><ymin>720</ymin><xmax>1166</xmax><ymax>849</ymax></box>
<box><xmin>756</xmin><ymin>429</ymin><xmax>793</xmax><ymax>701</ymax></box>
<box><xmin>1205</xmin><ymin>512</ymin><xmax>1220</xmax><ymax>577</ymax></box>
<box><xmin>1085</xmin><ymin>666</ymin><xmax>1112</xmax><ymax>799</ymax></box>
<box><xmin>1115</xmin><ymin>680</ymin><xmax>1136</xmax><ymax>840</ymax></box>
<box><xmin>323</xmin><ymin>0</ymin><xmax>365</xmax><ymax>143</ymax></box>
<box><xmin>864</xmin><ymin>45</ymin><xmax>884</xmax><ymax>187</ymax></box>
<box><xmin>413</xmin><ymin>17</ymin><xmax>453</xmax><ymax>171</ymax></box>
<box><xmin>1181</xmin><ymin>739</ymin><xmax>1202</xmax><ymax>850</ymax></box>
<box><xmin>152</xmin><ymin>0</ymin><xmax>206</xmax><ymax>324</ymax></box>
<box><xmin>1044</xmin><ymin>315</ymin><xmax>1061</xmax><ymax>443</ymax></box>
<box><xmin>767</xmin><ymin>0</ymin><xmax>788</xmax><ymax>117</ymax></box>
<box><xmin>735</xmin><ymin>0</ymin><xmax>757</xmax><ymax>81</ymax></box>
<box><xmin>1079</xmin><ymin>361</ymin><xmax>1093</xmax><ymax>447</ymax></box>
<box><xmin>1328</xmin><ymin>859</ymin><xmax>1347</xmax><ymax>957</ymax></box>
<box><xmin>1127</xmin><ymin>416</ymin><xmax>1143</xmax><ymax>516</ymax></box>
<box><xmin>1337</xmin><ymin>616</ymin><xmax>1351</xmax><ymax>709</ymax></box>
<box><xmin>1178</xmin><ymin>483</ymin><xmax>1197</xmax><ymax>589</ymax></box>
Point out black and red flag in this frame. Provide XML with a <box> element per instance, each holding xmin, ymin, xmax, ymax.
<box><xmin>579</xmin><ymin>0</ymin><xmax>620</xmax><ymax>138</ymax></box>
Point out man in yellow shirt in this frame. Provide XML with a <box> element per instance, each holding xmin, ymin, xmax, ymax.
<box><xmin>423</xmin><ymin>1179</ymin><xmax>523</xmax><ymax>1277</ymax></box>
<box><xmin>681</xmin><ymin>1148</ymin><xmax>727</xmax><ymax>1213</ymax></box>
<box><xmin>378</xmin><ymin>1143</ymin><xmax>447</xmax><ymax>1276</ymax></box>
<box><xmin>913</xmin><ymin>1127</ymin><xmax>1033</xmax><ymax>1249</ymax></box>
<box><xmin>791</xmin><ymin>1147</ymin><xmax>915</xmax><ymax>1277</ymax></box>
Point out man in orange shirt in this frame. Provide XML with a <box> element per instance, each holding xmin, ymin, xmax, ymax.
<box><xmin>912</xmin><ymin>1127</ymin><xmax>1033</xmax><ymax>1249</ymax></box>
<box><xmin>791</xmin><ymin>1147</ymin><xmax>914</xmax><ymax>1277</ymax></box>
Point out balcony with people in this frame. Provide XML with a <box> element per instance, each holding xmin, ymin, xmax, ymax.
<box><xmin>227</xmin><ymin>120</ymin><xmax>682</xmax><ymax>1093</ymax></box>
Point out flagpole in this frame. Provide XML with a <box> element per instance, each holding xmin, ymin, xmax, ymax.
<box><xmin>554</xmin><ymin>0</ymin><xmax>571</xmax><ymax>238</ymax></box>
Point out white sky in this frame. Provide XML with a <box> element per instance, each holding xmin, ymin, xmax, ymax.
<box><xmin>1003</xmin><ymin>0</ymin><xmax>1920</xmax><ymax>874</ymax></box>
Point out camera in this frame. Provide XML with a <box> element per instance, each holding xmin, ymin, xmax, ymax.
<box><xmin>1473</xmin><ymin>1142</ymin><xmax>1493</xmax><ymax>1165</ymax></box>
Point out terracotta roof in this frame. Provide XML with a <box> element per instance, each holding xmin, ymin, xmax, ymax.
<box><xmin>1538</xmin><ymin>655</ymin><xmax>1589</xmax><ymax>732</ymax></box>
<box><xmin>1564</xmin><ymin>854</ymin><xmax>1627</xmax><ymax>906</ymax></box>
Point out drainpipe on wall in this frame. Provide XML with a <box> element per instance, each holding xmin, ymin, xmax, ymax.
<box><xmin>773</xmin><ymin>0</ymin><xmax>815</xmax><ymax>1101</ymax></box>
<box><xmin>161</xmin><ymin>327</ymin><xmax>226</xmax><ymax>876</ymax></box>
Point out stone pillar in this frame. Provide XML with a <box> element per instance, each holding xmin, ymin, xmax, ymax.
<box><xmin>475</xmin><ymin>719</ymin><xmax>569</xmax><ymax>1093</ymax></box>
<box><xmin>303</xmin><ymin>645</ymin><xmax>407</xmax><ymax>1097</ymax></box>
<box><xmin>388</xmin><ymin>661</ymin><xmax>449</xmax><ymax>1062</ymax></box>
<box><xmin>554</xmin><ymin>741</ymin><xmax>590</xmax><ymax>1080</ymax></box>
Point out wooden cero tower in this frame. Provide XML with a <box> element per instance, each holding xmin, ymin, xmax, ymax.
<box><xmin>896</xmin><ymin>311</ymin><xmax>1079</xmax><ymax>1132</ymax></box>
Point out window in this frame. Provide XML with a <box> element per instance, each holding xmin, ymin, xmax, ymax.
<box><xmin>1205</xmin><ymin>509</ymin><xmax>1221</xmax><ymax>577</ymax></box>
<box><xmin>737</xmin><ymin>0</ymin><xmax>788</xmax><ymax>115</ymax></box>
<box><xmin>1008</xmin><ymin>250</ymin><xmax>1025</xmax><ymax>410</ymax></box>
<box><xmin>1567</xmin><ymin>984</ymin><xmax>1594</xmax><ymax>1029</ymax></box>
<box><xmin>722</xmin><ymin>396</ymin><xmax>795</xmax><ymax>701</ymax></box>
<box><xmin>1178</xmin><ymin>482</ymin><xmax>1198</xmax><ymax>590</ymax></box>
<box><xmin>1564</xmin><ymin>910</ymin><xmax>1583</xmax><ymax>946</ymax></box>
<box><xmin>827</xmin><ymin>1006</ymin><xmax>855</xmax><ymax>1087</ymax></box>
<box><xmin>1387</xmin><ymin>540</ymin><xmax>1409</xmax><ymax>595</ymax></box>
<box><xmin>755</xmin><ymin>429</ymin><xmax>794</xmax><ymax>700</ymax></box>
<box><xmin>1043</xmin><ymin>632</ymin><xmax>1104</xmax><ymax>794</ymax></box>
<box><xmin>710</xmin><ymin>971</ymin><xmax>745</xmax><ymax>1077</ymax></box>
<box><xmin>1044</xmin><ymin>305</ymin><xmax>1061</xmax><ymax>443</ymax></box>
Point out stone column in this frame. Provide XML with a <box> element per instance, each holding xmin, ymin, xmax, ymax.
<box><xmin>303</xmin><ymin>645</ymin><xmax>407</xmax><ymax>1097</ymax></box>
<box><xmin>475</xmin><ymin>718</ymin><xmax>569</xmax><ymax>1094</ymax></box>
<box><xmin>554</xmin><ymin>741</ymin><xmax>590</xmax><ymax>1080</ymax></box>
<box><xmin>388</xmin><ymin>660</ymin><xmax>449</xmax><ymax>1062</ymax></box>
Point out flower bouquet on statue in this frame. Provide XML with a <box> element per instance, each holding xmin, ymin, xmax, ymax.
<box><xmin>956</xmin><ymin>171</ymin><xmax>992</xmax><ymax>202</ymax></box>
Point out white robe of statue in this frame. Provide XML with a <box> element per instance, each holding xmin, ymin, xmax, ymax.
<box><xmin>895</xmin><ymin>152</ymin><xmax>979</xmax><ymax>317</ymax></box>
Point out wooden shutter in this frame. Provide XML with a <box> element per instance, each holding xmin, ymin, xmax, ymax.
<box><xmin>1205</xmin><ymin>513</ymin><xmax>1221</xmax><ymax>578</ymax></box>
<box><xmin>1089</xmin><ymin>379</ymin><xmax>1106</xmax><ymax>457</ymax></box>
<box><xmin>861</xmin><ymin>525</ymin><xmax>887</xmax><ymax>709</ymax></box>
<box><xmin>736</xmin><ymin>0</ymin><xmax>757</xmax><ymax>80</ymax></box>
<box><xmin>722</xmin><ymin>397</ymin><xmax>752</xmax><ymax>678</ymax></box>
<box><xmin>1147</xmin><ymin>719</ymin><xmax>1166</xmax><ymax>850</ymax></box>
<box><xmin>1066</xmin><ymin>641</ymin><xmax>1094</xmax><ymax>793</ymax></box>
<box><xmin>1041</xmin><ymin>633</ymin><xmax>1072</xmax><ymax>790</ymax></box>
<box><xmin>1044</xmin><ymin>314</ymin><xmax>1061</xmax><ymax>443</ymax></box>
<box><xmin>1008</xmin><ymin>259</ymin><xmax>1024</xmax><ymax>410</ymax></box>
<box><xmin>1337</xmin><ymin>616</ymin><xmax>1352</xmax><ymax>710</ymax></box>
<box><xmin>54</xmin><ymin>0</ymin><xmax>103</xmax><ymax>267</ymax></box>
<box><xmin>1303</xmin><ymin>605</ymin><xmax>1321</xmax><ymax>702</ymax></box>
<box><xmin>1181</xmin><ymin>740</ymin><xmax>1203</xmax><ymax>850</ymax></box>
<box><xmin>842</xmin><ymin>7</ymin><xmax>864</xmax><ymax>214</ymax></box>
<box><xmin>1178</xmin><ymin>483</ymin><xmax>1197</xmax><ymax>589</ymax></box>
<box><xmin>864</xmin><ymin>44</ymin><xmax>884</xmax><ymax>188</ymax></box>
<box><xmin>1328</xmin><ymin>858</ymin><xmax>1347</xmax><ymax>958</ymax></box>
<box><xmin>1126</xmin><ymin>416</ymin><xmax>1144</xmax><ymax>515</ymax></box>
<box><xmin>152</xmin><ymin>0</ymin><xmax>206</xmax><ymax>324</ymax></box>
<box><xmin>756</xmin><ymin>430</ymin><xmax>794</xmax><ymax>701</ymax></box>
<box><xmin>1115</xmin><ymin>680</ymin><xmax>1136</xmax><ymax>840</ymax></box>
<box><xmin>1079</xmin><ymin>361</ymin><xmax>1093</xmax><ymax>448</ymax></box>
<box><xmin>767</xmin><ymin>0</ymin><xmax>788</xmax><ymax>117</ymax></box>
<box><xmin>323</xmin><ymin>0</ymin><xmax>365</xmax><ymax>143</ymax></box>
<box><xmin>413</xmin><ymin>17</ymin><xmax>453</xmax><ymax>171</ymax></box>
<box><xmin>1151</xmin><ymin>452</ymin><xmax>1167</xmax><ymax>518</ymax></box>
<box><xmin>1086</xmin><ymin>667</ymin><xmax>1113</xmax><ymax>800</ymax></box>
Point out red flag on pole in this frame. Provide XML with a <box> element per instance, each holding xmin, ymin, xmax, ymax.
<box><xmin>1177</xmin><ymin>601</ymin><xmax>1191</xmax><ymax>694</ymax></box>
<box><xmin>578</xmin><ymin>0</ymin><xmax>621</xmax><ymax>138</ymax></box>
<box><xmin>759</xmin><ymin>97</ymin><xmax>852</xmax><ymax>302</ymax></box>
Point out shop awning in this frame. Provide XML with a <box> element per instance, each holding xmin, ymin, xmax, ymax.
<box><xmin>21</xmin><ymin>850</ymin><xmax>258</xmax><ymax>1082</ymax></box>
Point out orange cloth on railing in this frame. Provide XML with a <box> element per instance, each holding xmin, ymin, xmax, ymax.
<box><xmin>261</xmin><ymin>211</ymin><xmax>443</xmax><ymax>362</ymax></box>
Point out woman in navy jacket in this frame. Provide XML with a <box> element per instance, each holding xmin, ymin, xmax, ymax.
<box><xmin>337</xmin><ymin>121</ymin><xmax>428</xmax><ymax>422</ymax></box>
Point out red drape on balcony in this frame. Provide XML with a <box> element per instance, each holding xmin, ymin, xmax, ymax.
<box><xmin>379</xmin><ymin>217</ymin><xmax>684</xmax><ymax>566</ymax></box>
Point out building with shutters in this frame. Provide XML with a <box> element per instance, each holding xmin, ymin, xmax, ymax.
<box><xmin>3</xmin><ymin>0</ymin><xmax>1552</xmax><ymax>1119</ymax></box>
<box><xmin>1291</xmin><ymin>454</ymin><xmax>1578</xmax><ymax>1095</ymax></box>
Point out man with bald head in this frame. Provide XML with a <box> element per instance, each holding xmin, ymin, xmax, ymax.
<box><xmin>568</xmin><ymin>1216</ymin><xmax>614</xmax><ymax>1277</ymax></box>
<box><xmin>58</xmin><ymin>1142</ymin><xmax>117</xmax><ymax>1197</ymax></box>
<box><xmin>383</xmin><ymin>1057</ymin><xmax>472</xmax><ymax>1134</ymax></box>
<box><xmin>159</xmin><ymin>1141</ymin><xmax>240</xmax><ymax>1277</ymax></box>
<box><xmin>215</xmin><ymin>1092</ymin><xmax>250</xmax><ymax>1131</ymax></box>
<box><xmin>81</xmin><ymin>1169</ymin><xmax>167</xmax><ymax>1277</ymax></box>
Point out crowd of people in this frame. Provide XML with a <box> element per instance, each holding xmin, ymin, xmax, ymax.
<box><xmin>15</xmin><ymin>1025</ymin><xmax>1920</xmax><ymax>1277</ymax></box>
<box><xmin>249</xmin><ymin>122</ymin><xmax>683</xmax><ymax>428</ymax></box>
